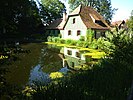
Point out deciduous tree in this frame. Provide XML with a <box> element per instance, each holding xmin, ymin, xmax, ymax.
<box><xmin>127</xmin><ymin>10</ymin><xmax>133</xmax><ymax>31</ymax></box>
<box><xmin>40</xmin><ymin>0</ymin><xmax>66</xmax><ymax>25</ymax></box>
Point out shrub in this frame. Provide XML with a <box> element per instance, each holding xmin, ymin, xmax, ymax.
<box><xmin>83</xmin><ymin>41</ymin><xmax>89</xmax><ymax>48</ymax></box>
<box><xmin>79</xmin><ymin>36</ymin><xmax>85</xmax><ymax>41</ymax></box>
<box><xmin>59</xmin><ymin>39</ymin><xmax>65</xmax><ymax>44</ymax></box>
<box><xmin>49</xmin><ymin>72</ymin><xmax>64</xmax><ymax>79</ymax></box>
<box><xmin>70</xmin><ymin>40</ymin><xmax>77</xmax><ymax>45</ymax></box>
<box><xmin>65</xmin><ymin>39</ymin><xmax>73</xmax><ymax>45</ymax></box>
<box><xmin>47</xmin><ymin>36</ymin><xmax>52</xmax><ymax>42</ymax></box>
<box><xmin>76</xmin><ymin>40</ymin><xmax>84</xmax><ymax>47</ymax></box>
<box><xmin>86</xmin><ymin>29</ymin><xmax>94</xmax><ymax>43</ymax></box>
<box><xmin>89</xmin><ymin>39</ymin><xmax>98</xmax><ymax>49</ymax></box>
<box><xmin>51</xmin><ymin>37</ymin><xmax>60</xmax><ymax>43</ymax></box>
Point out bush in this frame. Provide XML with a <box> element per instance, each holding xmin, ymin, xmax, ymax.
<box><xmin>59</xmin><ymin>39</ymin><xmax>65</xmax><ymax>44</ymax></box>
<box><xmin>83</xmin><ymin>41</ymin><xmax>89</xmax><ymax>48</ymax></box>
<box><xmin>47</xmin><ymin>36</ymin><xmax>52</xmax><ymax>42</ymax></box>
<box><xmin>70</xmin><ymin>40</ymin><xmax>77</xmax><ymax>45</ymax></box>
<box><xmin>89</xmin><ymin>39</ymin><xmax>98</xmax><ymax>49</ymax></box>
<box><xmin>65</xmin><ymin>39</ymin><xmax>73</xmax><ymax>45</ymax></box>
<box><xmin>76</xmin><ymin>40</ymin><xmax>84</xmax><ymax>47</ymax></box>
<box><xmin>51</xmin><ymin>37</ymin><xmax>60</xmax><ymax>43</ymax></box>
<box><xmin>79</xmin><ymin>36</ymin><xmax>85</xmax><ymax>41</ymax></box>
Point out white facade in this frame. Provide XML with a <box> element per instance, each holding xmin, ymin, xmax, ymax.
<box><xmin>62</xmin><ymin>16</ymin><xmax>87</xmax><ymax>40</ymax></box>
<box><xmin>63</xmin><ymin>47</ymin><xmax>85</xmax><ymax>60</ymax></box>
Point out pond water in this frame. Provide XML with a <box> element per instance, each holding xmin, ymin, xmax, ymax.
<box><xmin>4</xmin><ymin>43</ymin><xmax>97</xmax><ymax>86</ymax></box>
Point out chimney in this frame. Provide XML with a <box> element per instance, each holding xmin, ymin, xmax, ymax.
<box><xmin>63</xmin><ymin>11</ymin><xmax>67</xmax><ymax>21</ymax></box>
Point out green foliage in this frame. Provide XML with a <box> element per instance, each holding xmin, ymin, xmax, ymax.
<box><xmin>30</xmin><ymin>30</ymin><xmax>133</xmax><ymax>100</ymax></box>
<box><xmin>126</xmin><ymin>10</ymin><xmax>133</xmax><ymax>31</ymax></box>
<box><xmin>52</xmin><ymin>37</ymin><xmax>61</xmax><ymax>43</ymax></box>
<box><xmin>79</xmin><ymin>36</ymin><xmax>85</xmax><ymax>41</ymax></box>
<box><xmin>2</xmin><ymin>30</ymin><xmax>133</xmax><ymax>100</ymax></box>
<box><xmin>47</xmin><ymin>36</ymin><xmax>52</xmax><ymax>42</ymax></box>
<box><xmin>97</xmin><ymin>37</ymin><xmax>114</xmax><ymax>53</ymax></box>
<box><xmin>41</xmin><ymin>0</ymin><xmax>66</xmax><ymax>25</ymax></box>
<box><xmin>89</xmin><ymin>39</ymin><xmax>98</xmax><ymax>49</ymax></box>
<box><xmin>65</xmin><ymin>39</ymin><xmax>73</xmax><ymax>45</ymax></box>
<box><xmin>50</xmin><ymin>72</ymin><xmax>64</xmax><ymax>79</ymax></box>
<box><xmin>86</xmin><ymin>29</ymin><xmax>94</xmax><ymax>44</ymax></box>
<box><xmin>0</xmin><ymin>0</ymin><xmax>42</xmax><ymax>38</ymax></box>
<box><xmin>76</xmin><ymin>40</ymin><xmax>84</xmax><ymax>47</ymax></box>
<box><xmin>59</xmin><ymin>39</ymin><xmax>65</xmax><ymax>44</ymax></box>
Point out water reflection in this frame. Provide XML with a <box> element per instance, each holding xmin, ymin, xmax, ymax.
<box><xmin>29</xmin><ymin>64</ymin><xmax>69</xmax><ymax>85</ymax></box>
<box><xmin>29</xmin><ymin>64</ymin><xmax>50</xmax><ymax>85</ymax></box>
<box><xmin>62</xmin><ymin>47</ymin><xmax>89</xmax><ymax>68</ymax></box>
<box><xmin>4</xmin><ymin>43</ymin><xmax>92</xmax><ymax>86</ymax></box>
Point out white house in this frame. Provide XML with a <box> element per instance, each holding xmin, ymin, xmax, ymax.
<box><xmin>46</xmin><ymin>5</ymin><xmax>110</xmax><ymax>40</ymax></box>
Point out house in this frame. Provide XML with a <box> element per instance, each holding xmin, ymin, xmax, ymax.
<box><xmin>46</xmin><ymin>5</ymin><xmax>110</xmax><ymax>39</ymax></box>
<box><xmin>111</xmin><ymin>20</ymin><xmax>127</xmax><ymax>30</ymax></box>
<box><xmin>45</xmin><ymin>12</ymin><xmax>67</xmax><ymax>37</ymax></box>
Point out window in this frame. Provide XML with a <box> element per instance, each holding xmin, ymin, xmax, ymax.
<box><xmin>73</xmin><ymin>18</ymin><xmax>75</xmax><ymax>24</ymax></box>
<box><xmin>95</xmin><ymin>20</ymin><xmax>106</xmax><ymax>27</ymax></box>
<box><xmin>67</xmin><ymin>50</ymin><xmax>72</xmax><ymax>55</ymax></box>
<box><xmin>101</xmin><ymin>32</ymin><xmax>105</xmax><ymax>37</ymax></box>
<box><xmin>77</xmin><ymin>30</ymin><xmax>81</xmax><ymax>36</ymax></box>
<box><xmin>71</xmin><ymin>62</ymin><xmax>74</xmax><ymax>67</ymax></box>
<box><xmin>68</xmin><ymin>30</ymin><xmax>71</xmax><ymax>35</ymax></box>
<box><xmin>76</xmin><ymin>52</ymin><xmax>81</xmax><ymax>58</ymax></box>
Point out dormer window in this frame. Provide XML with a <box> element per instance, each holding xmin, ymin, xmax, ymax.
<box><xmin>95</xmin><ymin>20</ymin><xmax>107</xmax><ymax>27</ymax></box>
<box><xmin>73</xmin><ymin>18</ymin><xmax>75</xmax><ymax>24</ymax></box>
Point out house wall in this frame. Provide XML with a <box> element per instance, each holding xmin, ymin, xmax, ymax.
<box><xmin>46</xmin><ymin>30</ymin><xmax>60</xmax><ymax>37</ymax></box>
<box><xmin>63</xmin><ymin>16</ymin><xmax>87</xmax><ymax>40</ymax></box>
<box><xmin>64</xmin><ymin>47</ymin><xmax>85</xmax><ymax>60</ymax></box>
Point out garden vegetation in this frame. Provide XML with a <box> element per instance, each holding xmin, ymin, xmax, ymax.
<box><xmin>15</xmin><ymin>29</ymin><xmax>133</xmax><ymax>100</ymax></box>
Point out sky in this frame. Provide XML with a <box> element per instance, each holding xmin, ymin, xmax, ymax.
<box><xmin>111</xmin><ymin>0</ymin><xmax>133</xmax><ymax>22</ymax></box>
<box><xmin>60</xmin><ymin>0</ymin><xmax>133</xmax><ymax>22</ymax></box>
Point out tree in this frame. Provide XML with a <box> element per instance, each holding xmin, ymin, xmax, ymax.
<box><xmin>40</xmin><ymin>0</ymin><xmax>66</xmax><ymax>25</ymax></box>
<box><xmin>68</xmin><ymin>0</ymin><xmax>116</xmax><ymax>23</ymax></box>
<box><xmin>127</xmin><ymin>10</ymin><xmax>133</xmax><ymax>31</ymax></box>
<box><xmin>0</xmin><ymin>0</ymin><xmax>42</xmax><ymax>39</ymax></box>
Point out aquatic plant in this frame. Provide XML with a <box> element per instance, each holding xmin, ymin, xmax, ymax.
<box><xmin>49</xmin><ymin>72</ymin><xmax>64</xmax><ymax>79</ymax></box>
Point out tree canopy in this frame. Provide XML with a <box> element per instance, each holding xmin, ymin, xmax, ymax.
<box><xmin>40</xmin><ymin>0</ymin><xmax>66</xmax><ymax>25</ymax></box>
<box><xmin>0</xmin><ymin>0</ymin><xmax>42</xmax><ymax>39</ymax></box>
<box><xmin>127</xmin><ymin>10</ymin><xmax>133</xmax><ymax>31</ymax></box>
<box><xmin>68</xmin><ymin>0</ymin><xmax>116</xmax><ymax>23</ymax></box>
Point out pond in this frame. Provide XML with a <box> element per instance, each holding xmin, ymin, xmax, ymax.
<box><xmin>4</xmin><ymin>43</ymin><xmax>102</xmax><ymax>86</ymax></box>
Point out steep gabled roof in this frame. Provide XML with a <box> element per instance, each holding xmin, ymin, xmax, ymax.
<box><xmin>65</xmin><ymin>5</ymin><xmax>110</xmax><ymax>30</ymax></box>
<box><xmin>46</xmin><ymin>5</ymin><xmax>110</xmax><ymax>30</ymax></box>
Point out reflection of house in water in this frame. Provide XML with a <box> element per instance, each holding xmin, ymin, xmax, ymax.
<box><xmin>63</xmin><ymin>47</ymin><xmax>88</xmax><ymax>68</ymax></box>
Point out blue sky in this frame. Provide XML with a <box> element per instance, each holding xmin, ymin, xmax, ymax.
<box><xmin>111</xmin><ymin>0</ymin><xmax>133</xmax><ymax>21</ymax></box>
